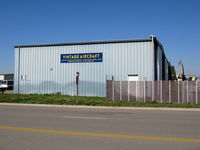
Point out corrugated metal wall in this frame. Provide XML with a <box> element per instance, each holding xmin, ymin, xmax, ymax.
<box><xmin>14</xmin><ymin>41</ymin><xmax>155</xmax><ymax>97</ymax></box>
<box><xmin>164</xmin><ymin>59</ymin><xmax>169</xmax><ymax>80</ymax></box>
<box><xmin>156</xmin><ymin>45</ymin><xmax>169</xmax><ymax>81</ymax></box>
<box><xmin>156</xmin><ymin>46</ymin><xmax>163</xmax><ymax>80</ymax></box>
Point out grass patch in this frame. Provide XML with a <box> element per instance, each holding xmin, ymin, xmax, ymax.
<box><xmin>0</xmin><ymin>94</ymin><xmax>200</xmax><ymax>108</ymax></box>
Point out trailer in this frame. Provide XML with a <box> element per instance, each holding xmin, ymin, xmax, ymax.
<box><xmin>0</xmin><ymin>80</ymin><xmax>14</xmax><ymax>93</ymax></box>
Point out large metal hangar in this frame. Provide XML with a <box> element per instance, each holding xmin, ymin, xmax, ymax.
<box><xmin>14</xmin><ymin>35</ymin><xmax>170</xmax><ymax>97</ymax></box>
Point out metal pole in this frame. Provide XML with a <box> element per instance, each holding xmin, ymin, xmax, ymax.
<box><xmin>196</xmin><ymin>81</ymin><xmax>198</xmax><ymax>104</ymax></box>
<box><xmin>178</xmin><ymin>81</ymin><xmax>180</xmax><ymax>104</ymax></box>
<box><xmin>76</xmin><ymin>72</ymin><xmax>80</xmax><ymax>103</ymax></box>
<box><xmin>160</xmin><ymin>81</ymin><xmax>163</xmax><ymax>103</ymax></box>
<box><xmin>144</xmin><ymin>81</ymin><xmax>146</xmax><ymax>102</ymax></box>
<box><xmin>106</xmin><ymin>75</ymin><xmax>108</xmax><ymax>99</ymax></box>
<box><xmin>76</xmin><ymin>82</ymin><xmax>79</xmax><ymax>104</ymax></box>
<box><xmin>136</xmin><ymin>81</ymin><xmax>138</xmax><ymax>102</ymax></box>
<box><xmin>77</xmin><ymin>82</ymin><xmax>79</xmax><ymax>96</ymax></box>
<box><xmin>18</xmin><ymin>47</ymin><xmax>21</xmax><ymax>94</ymax></box>
<box><xmin>187</xmin><ymin>80</ymin><xmax>189</xmax><ymax>103</ymax></box>
<box><xmin>152</xmin><ymin>81</ymin><xmax>154</xmax><ymax>102</ymax></box>
<box><xmin>112</xmin><ymin>80</ymin><xmax>115</xmax><ymax>101</ymax></box>
<box><xmin>169</xmin><ymin>81</ymin><xmax>171</xmax><ymax>103</ymax></box>
<box><xmin>128</xmin><ymin>81</ymin><xmax>130</xmax><ymax>102</ymax></box>
<box><xmin>120</xmin><ymin>81</ymin><xmax>122</xmax><ymax>101</ymax></box>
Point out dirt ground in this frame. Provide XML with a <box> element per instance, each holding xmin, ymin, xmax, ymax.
<box><xmin>4</xmin><ymin>90</ymin><xmax>13</xmax><ymax>94</ymax></box>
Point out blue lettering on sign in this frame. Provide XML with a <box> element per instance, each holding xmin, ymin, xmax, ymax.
<box><xmin>61</xmin><ymin>53</ymin><xmax>103</xmax><ymax>63</ymax></box>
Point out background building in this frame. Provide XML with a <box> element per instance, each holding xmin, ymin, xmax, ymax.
<box><xmin>0</xmin><ymin>73</ymin><xmax>14</xmax><ymax>91</ymax></box>
<box><xmin>0</xmin><ymin>74</ymin><xmax>14</xmax><ymax>81</ymax></box>
<box><xmin>14</xmin><ymin>36</ymin><xmax>170</xmax><ymax>97</ymax></box>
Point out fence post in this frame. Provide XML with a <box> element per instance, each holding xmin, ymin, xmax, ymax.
<box><xmin>152</xmin><ymin>81</ymin><xmax>154</xmax><ymax>102</ymax></box>
<box><xmin>187</xmin><ymin>80</ymin><xmax>189</xmax><ymax>103</ymax></box>
<box><xmin>136</xmin><ymin>81</ymin><xmax>138</xmax><ymax>102</ymax></box>
<box><xmin>112</xmin><ymin>80</ymin><xmax>115</xmax><ymax>101</ymax></box>
<box><xmin>178</xmin><ymin>81</ymin><xmax>180</xmax><ymax>104</ymax></box>
<box><xmin>120</xmin><ymin>80</ymin><xmax>122</xmax><ymax>101</ymax></box>
<box><xmin>128</xmin><ymin>81</ymin><xmax>130</xmax><ymax>102</ymax></box>
<box><xmin>196</xmin><ymin>81</ymin><xmax>198</xmax><ymax>104</ymax></box>
<box><xmin>106</xmin><ymin>75</ymin><xmax>108</xmax><ymax>99</ymax></box>
<box><xmin>160</xmin><ymin>81</ymin><xmax>163</xmax><ymax>103</ymax></box>
<box><xmin>169</xmin><ymin>80</ymin><xmax>171</xmax><ymax>103</ymax></box>
<box><xmin>144</xmin><ymin>81</ymin><xmax>146</xmax><ymax>102</ymax></box>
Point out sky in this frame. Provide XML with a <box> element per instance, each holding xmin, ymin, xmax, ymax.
<box><xmin>0</xmin><ymin>0</ymin><xmax>200</xmax><ymax>76</ymax></box>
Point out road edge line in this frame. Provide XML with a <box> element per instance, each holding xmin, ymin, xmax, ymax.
<box><xmin>0</xmin><ymin>103</ymin><xmax>200</xmax><ymax>111</ymax></box>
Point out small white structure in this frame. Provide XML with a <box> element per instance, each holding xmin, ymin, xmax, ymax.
<box><xmin>0</xmin><ymin>74</ymin><xmax>14</xmax><ymax>81</ymax></box>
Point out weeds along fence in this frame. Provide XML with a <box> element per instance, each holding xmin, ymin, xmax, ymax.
<box><xmin>106</xmin><ymin>80</ymin><xmax>200</xmax><ymax>104</ymax></box>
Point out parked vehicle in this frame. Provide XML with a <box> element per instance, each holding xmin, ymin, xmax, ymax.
<box><xmin>0</xmin><ymin>80</ymin><xmax>14</xmax><ymax>93</ymax></box>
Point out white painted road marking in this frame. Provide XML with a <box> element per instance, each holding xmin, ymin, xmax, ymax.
<box><xmin>62</xmin><ymin>116</ymin><xmax>107</xmax><ymax>120</ymax></box>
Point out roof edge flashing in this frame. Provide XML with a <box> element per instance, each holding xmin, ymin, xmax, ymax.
<box><xmin>14</xmin><ymin>38</ymin><xmax>152</xmax><ymax>48</ymax></box>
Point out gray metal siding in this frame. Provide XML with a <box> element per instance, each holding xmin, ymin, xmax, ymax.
<box><xmin>14</xmin><ymin>48</ymin><xmax>19</xmax><ymax>93</ymax></box>
<box><xmin>14</xmin><ymin>41</ymin><xmax>154</xmax><ymax>97</ymax></box>
<box><xmin>156</xmin><ymin>46</ymin><xmax>163</xmax><ymax>80</ymax></box>
<box><xmin>164</xmin><ymin>59</ymin><xmax>169</xmax><ymax>80</ymax></box>
<box><xmin>156</xmin><ymin>45</ymin><xmax>170</xmax><ymax>81</ymax></box>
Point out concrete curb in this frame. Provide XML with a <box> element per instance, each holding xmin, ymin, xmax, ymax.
<box><xmin>0</xmin><ymin>103</ymin><xmax>200</xmax><ymax>112</ymax></box>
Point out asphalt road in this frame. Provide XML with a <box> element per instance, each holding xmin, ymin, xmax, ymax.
<box><xmin>0</xmin><ymin>104</ymin><xmax>200</xmax><ymax>150</ymax></box>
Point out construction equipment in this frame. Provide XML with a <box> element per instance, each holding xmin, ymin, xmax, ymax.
<box><xmin>177</xmin><ymin>60</ymin><xmax>186</xmax><ymax>81</ymax></box>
